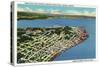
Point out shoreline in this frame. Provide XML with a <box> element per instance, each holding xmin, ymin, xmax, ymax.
<box><xmin>17</xmin><ymin>11</ymin><xmax>96</xmax><ymax>20</ymax></box>
<box><xmin>51</xmin><ymin>36</ymin><xmax>88</xmax><ymax>61</ymax></box>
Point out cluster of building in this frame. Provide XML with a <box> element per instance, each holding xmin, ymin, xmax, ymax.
<box><xmin>17</xmin><ymin>26</ymin><xmax>88</xmax><ymax>63</ymax></box>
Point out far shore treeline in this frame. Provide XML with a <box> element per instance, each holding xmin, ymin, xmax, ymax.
<box><xmin>17</xmin><ymin>11</ymin><xmax>95</xmax><ymax>20</ymax></box>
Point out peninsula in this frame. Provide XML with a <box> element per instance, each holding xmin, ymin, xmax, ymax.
<box><xmin>17</xmin><ymin>26</ymin><xmax>88</xmax><ymax>63</ymax></box>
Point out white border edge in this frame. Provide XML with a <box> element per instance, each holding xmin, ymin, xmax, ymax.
<box><xmin>12</xmin><ymin>1</ymin><xmax>97</xmax><ymax>66</ymax></box>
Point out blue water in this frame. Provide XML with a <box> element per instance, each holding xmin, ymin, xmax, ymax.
<box><xmin>17</xmin><ymin>18</ymin><xmax>96</xmax><ymax>60</ymax></box>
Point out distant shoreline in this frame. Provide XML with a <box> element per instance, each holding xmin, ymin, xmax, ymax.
<box><xmin>17</xmin><ymin>11</ymin><xmax>96</xmax><ymax>20</ymax></box>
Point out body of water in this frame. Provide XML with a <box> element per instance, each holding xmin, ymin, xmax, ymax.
<box><xmin>17</xmin><ymin>18</ymin><xmax>96</xmax><ymax>61</ymax></box>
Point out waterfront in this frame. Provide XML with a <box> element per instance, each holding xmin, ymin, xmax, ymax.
<box><xmin>17</xmin><ymin>17</ymin><xmax>96</xmax><ymax>61</ymax></box>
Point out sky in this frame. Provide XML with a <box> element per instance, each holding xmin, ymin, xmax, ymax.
<box><xmin>17</xmin><ymin>3</ymin><xmax>96</xmax><ymax>16</ymax></box>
